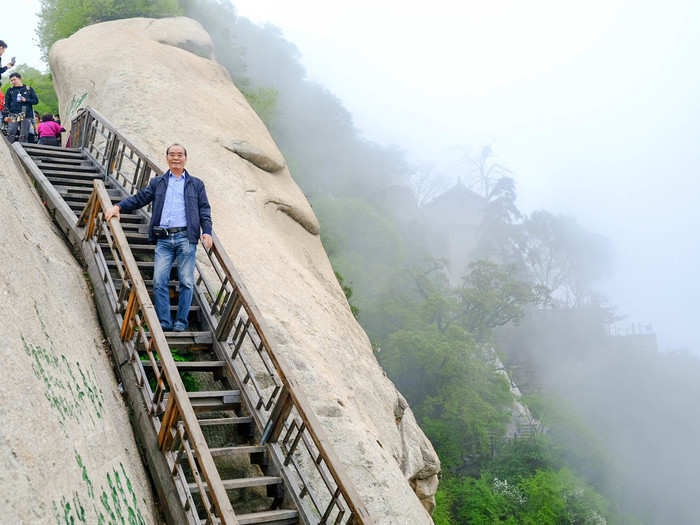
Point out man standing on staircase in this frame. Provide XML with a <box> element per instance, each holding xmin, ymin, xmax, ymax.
<box><xmin>3</xmin><ymin>73</ymin><xmax>38</xmax><ymax>144</ymax></box>
<box><xmin>104</xmin><ymin>144</ymin><xmax>213</xmax><ymax>332</ymax></box>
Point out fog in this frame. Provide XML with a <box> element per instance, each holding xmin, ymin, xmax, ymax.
<box><xmin>8</xmin><ymin>1</ymin><xmax>700</xmax><ymax>522</ymax></box>
<box><xmin>12</xmin><ymin>1</ymin><xmax>698</xmax><ymax>351</ymax></box>
<box><xmin>185</xmin><ymin>3</ymin><xmax>700</xmax><ymax>521</ymax></box>
<box><xmin>232</xmin><ymin>0</ymin><xmax>700</xmax><ymax>353</ymax></box>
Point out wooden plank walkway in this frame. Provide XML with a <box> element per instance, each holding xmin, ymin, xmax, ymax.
<box><xmin>10</xmin><ymin>107</ymin><xmax>374</xmax><ymax>525</ymax></box>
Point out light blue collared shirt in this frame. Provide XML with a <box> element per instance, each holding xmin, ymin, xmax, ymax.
<box><xmin>159</xmin><ymin>171</ymin><xmax>188</xmax><ymax>228</ymax></box>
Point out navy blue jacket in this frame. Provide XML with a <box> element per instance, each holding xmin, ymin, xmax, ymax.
<box><xmin>3</xmin><ymin>85</ymin><xmax>38</xmax><ymax>118</ymax></box>
<box><xmin>117</xmin><ymin>170</ymin><xmax>212</xmax><ymax>244</ymax></box>
<box><xmin>0</xmin><ymin>58</ymin><xmax>7</xmax><ymax>85</ymax></box>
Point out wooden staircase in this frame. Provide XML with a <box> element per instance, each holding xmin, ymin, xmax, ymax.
<box><xmin>9</xmin><ymin>107</ymin><xmax>373</xmax><ymax>525</ymax></box>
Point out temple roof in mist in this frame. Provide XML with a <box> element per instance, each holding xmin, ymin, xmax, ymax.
<box><xmin>424</xmin><ymin>179</ymin><xmax>486</xmax><ymax>212</ymax></box>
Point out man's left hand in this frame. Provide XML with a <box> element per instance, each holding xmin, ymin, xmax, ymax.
<box><xmin>201</xmin><ymin>233</ymin><xmax>213</xmax><ymax>250</ymax></box>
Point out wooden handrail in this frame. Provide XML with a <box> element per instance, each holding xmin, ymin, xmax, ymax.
<box><xmin>207</xmin><ymin>235</ymin><xmax>373</xmax><ymax>524</ymax></box>
<box><xmin>80</xmin><ymin>179</ymin><xmax>239</xmax><ymax>525</ymax></box>
<box><xmin>75</xmin><ymin>107</ymin><xmax>373</xmax><ymax>525</ymax></box>
<box><xmin>73</xmin><ymin>107</ymin><xmax>162</xmax><ymax>181</ymax></box>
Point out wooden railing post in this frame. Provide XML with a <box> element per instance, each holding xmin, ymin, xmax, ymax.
<box><xmin>120</xmin><ymin>288</ymin><xmax>137</xmax><ymax>340</ymax></box>
<box><xmin>215</xmin><ymin>289</ymin><xmax>242</xmax><ymax>341</ymax></box>
<box><xmin>158</xmin><ymin>394</ymin><xmax>178</xmax><ymax>449</ymax></box>
<box><xmin>106</xmin><ymin>133</ymin><xmax>119</xmax><ymax>176</ymax></box>
<box><xmin>261</xmin><ymin>387</ymin><xmax>292</xmax><ymax>445</ymax></box>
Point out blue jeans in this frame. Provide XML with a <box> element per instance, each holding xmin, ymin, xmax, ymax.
<box><xmin>153</xmin><ymin>231</ymin><xmax>196</xmax><ymax>330</ymax></box>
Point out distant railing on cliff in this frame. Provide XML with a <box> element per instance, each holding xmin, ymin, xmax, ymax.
<box><xmin>72</xmin><ymin>107</ymin><xmax>373</xmax><ymax>525</ymax></box>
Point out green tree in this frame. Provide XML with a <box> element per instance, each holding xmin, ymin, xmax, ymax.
<box><xmin>37</xmin><ymin>0</ymin><xmax>182</xmax><ymax>58</ymax></box>
<box><xmin>515</xmin><ymin>211</ymin><xmax>611</xmax><ymax>307</ymax></box>
<box><xmin>436</xmin><ymin>469</ymin><xmax>627</xmax><ymax>525</ymax></box>
<box><xmin>241</xmin><ymin>87</ymin><xmax>278</xmax><ymax>125</ymax></box>
<box><xmin>409</xmin><ymin>259</ymin><xmax>548</xmax><ymax>342</ymax></box>
<box><xmin>457</xmin><ymin>260</ymin><xmax>549</xmax><ymax>343</ymax></box>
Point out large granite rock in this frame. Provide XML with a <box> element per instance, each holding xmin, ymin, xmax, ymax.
<box><xmin>0</xmin><ymin>139</ymin><xmax>157</xmax><ymax>523</ymax></box>
<box><xmin>50</xmin><ymin>17</ymin><xmax>440</xmax><ymax>522</ymax></box>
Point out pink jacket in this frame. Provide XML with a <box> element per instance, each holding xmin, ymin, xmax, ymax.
<box><xmin>37</xmin><ymin>120</ymin><xmax>63</xmax><ymax>138</ymax></box>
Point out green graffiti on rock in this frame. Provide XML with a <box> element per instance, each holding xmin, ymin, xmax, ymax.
<box><xmin>22</xmin><ymin>303</ymin><xmax>105</xmax><ymax>430</ymax></box>
<box><xmin>53</xmin><ymin>451</ymin><xmax>148</xmax><ymax>525</ymax></box>
<box><xmin>21</xmin><ymin>336</ymin><xmax>105</xmax><ymax>428</ymax></box>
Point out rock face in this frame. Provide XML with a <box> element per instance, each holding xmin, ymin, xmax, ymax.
<box><xmin>50</xmin><ymin>17</ymin><xmax>440</xmax><ymax>523</ymax></box>
<box><xmin>0</xmin><ymin>140</ymin><xmax>157</xmax><ymax>523</ymax></box>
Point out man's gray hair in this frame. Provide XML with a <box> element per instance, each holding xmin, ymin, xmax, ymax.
<box><xmin>166</xmin><ymin>143</ymin><xmax>188</xmax><ymax>157</ymax></box>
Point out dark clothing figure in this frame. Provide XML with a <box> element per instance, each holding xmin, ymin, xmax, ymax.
<box><xmin>4</xmin><ymin>84</ymin><xmax>38</xmax><ymax>144</ymax></box>
<box><xmin>4</xmin><ymin>85</ymin><xmax>38</xmax><ymax>118</ymax></box>
<box><xmin>0</xmin><ymin>58</ymin><xmax>10</xmax><ymax>85</ymax></box>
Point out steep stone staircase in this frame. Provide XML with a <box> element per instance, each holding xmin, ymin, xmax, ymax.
<box><xmin>9</xmin><ymin>108</ymin><xmax>372</xmax><ymax>525</ymax></box>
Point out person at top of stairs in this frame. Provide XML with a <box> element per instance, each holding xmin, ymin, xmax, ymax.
<box><xmin>104</xmin><ymin>143</ymin><xmax>213</xmax><ymax>332</ymax></box>
<box><xmin>3</xmin><ymin>72</ymin><xmax>38</xmax><ymax>144</ymax></box>
<box><xmin>37</xmin><ymin>113</ymin><xmax>65</xmax><ymax>146</ymax></box>
<box><xmin>0</xmin><ymin>40</ymin><xmax>15</xmax><ymax>87</ymax></box>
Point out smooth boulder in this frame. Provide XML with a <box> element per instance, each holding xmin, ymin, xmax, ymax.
<box><xmin>50</xmin><ymin>16</ymin><xmax>440</xmax><ymax>523</ymax></box>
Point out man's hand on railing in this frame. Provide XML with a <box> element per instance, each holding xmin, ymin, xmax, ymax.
<box><xmin>201</xmin><ymin>233</ymin><xmax>213</xmax><ymax>251</ymax></box>
<box><xmin>104</xmin><ymin>204</ymin><xmax>121</xmax><ymax>221</ymax></box>
<box><xmin>105</xmin><ymin>204</ymin><xmax>121</xmax><ymax>221</ymax></box>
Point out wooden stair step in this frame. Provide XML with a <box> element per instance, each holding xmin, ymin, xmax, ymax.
<box><xmin>141</xmin><ymin>360</ymin><xmax>223</xmax><ymax>372</ymax></box>
<box><xmin>58</xmin><ymin>186</ymin><xmax>121</xmax><ymax>198</ymax></box>
<box><xmin>237</xmin><ymin>510</ymin><xmax>299</xmax><ymax>525</ymax></box>
<box><xmin>199</xmin><ymin>509</ymin><xmax>298</xmax><ymax>525</ymax></box>
<box><xmin>163</xmin><ymin>390</ymin><xmax>240</xmax><ymax>411</ymax></box>
<box><xmin>24</xmin><ymin>143</ymin><xmax>81</xmax><ymax>153</ymax></box>
<box><xmin>36</xmin><ymin>161</ymin><xmax>97</xmax><ymax>171</ymax></box>
<box><xmin>112</xmin><ymin>278</ymin><xmax>180</xmax><ymax>293</ymax></box>
<box><xmin>114</xmin><ymin>279</ymin><xmax>181</xmax><ymax>288</ymax></box>
<box><xmin>108</xmin><ymin>260</ymin><xmax>174</xmax><ymax>269</ymax></box>
<box><xmin>168</xmin><ymin>305</ymin><xmax>201</xmax><ymax>312</ymax></box>
<box><xmin>123</xmin><ymin>239</ymin><xmax>154</xmax><ymax>246</ymax></box>
<box><xmin>197</xmin><ymin>416</ymin><xmax>253</xmax><ymax>427</ymax></box>
<box><xmin>47</xmin><ymin>176</ymin><xmax>103</xmax><ymax>187</ymax></box>
<box><xmin>103</xmin><ymin>242</ymin><xmax>156</xmax><ymax>250</ymax></box>
<box><xmin>188</xmin><ymin>390</ymin><xmax>240</xmax><ymax>410</ymax></box>
<box><xmin>42</xmin><ymin>170</ymin><xmax>103</xmax><ymax>179</ymax></box>
<box><xmin>63</xmin><ymin>195</ymin><xmax>101</xmax><ymax>204</ymax></box>
<box><xmin>124</xmin><ymin>232</ymin><xmax>154</xmax><ymax>244</ymax></box>
<box><xmin>209</xmin><ymin>444</ymin><xmax>266</xmax><ymax>457</ymax></box>
<box><xmin>163</xmin><ymin>331</ymin><xmax>213</xmax><ymax>344</ymax></box>
<box><xmin>119</xmin><ymin>223</ymin><xmax>148</xmax><ymax>231</ymax></box>
<box><xmin>67</xmin><ymin>203</ymin><xmax>89</xmax><ymax>214</ymax></box>
<box><xmin>25</xmin><ymin>146</ymin><xmax>85</xmax><ymax>159</ymax></box>
<box><xmin>35</xmin><ymin>156</ymin><xmax>91</xmax><ymax>166</ymax></box>
<box><xmin>188</xmin><ymin>476</ymin><xmax>281</xmax><ymax>493</ymax></box>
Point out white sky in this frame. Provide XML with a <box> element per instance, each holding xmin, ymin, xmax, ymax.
<box><xmin>3</xmin><ymin>0</ymin><xmax>43</xmax><ymax>71</ymax></box>
<box><xmin>9</xmin><ymin>0</ymin><xmax>700</xmax><ymax>352</ymax></box>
